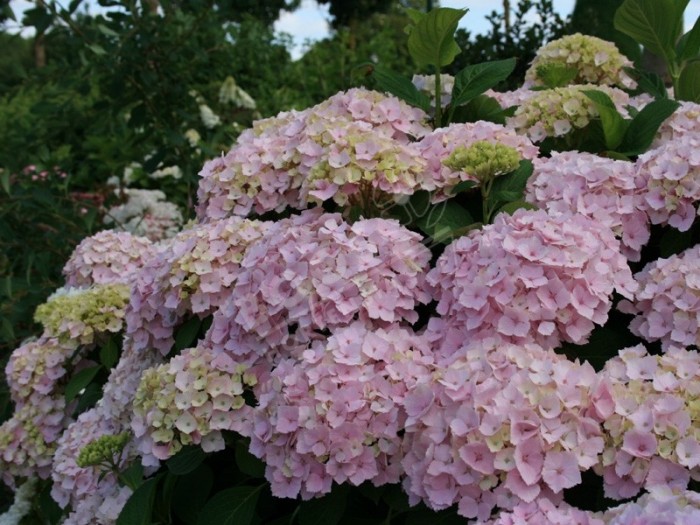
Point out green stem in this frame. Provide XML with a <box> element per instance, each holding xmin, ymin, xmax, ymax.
<box><xmin>668</xmin><ymin>62</ymin><xmax>681</xmax><ymax>99</ymax></box>
<box><xmin>481</xmin><ymin>177</ymin><xmax>493</xmax><ymax>223</ymax></box>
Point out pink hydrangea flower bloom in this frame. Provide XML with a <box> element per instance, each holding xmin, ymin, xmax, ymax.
<box><xmin>596</xmin><ymin>345</ymin><xmax>700</xmax><ymax>499</ymax></box>
<box><xmin>526</xmin><ymin>152</ymin><xmax>650</xmax><ymax>261</ymax></box>
<box><xmin>62</xmin><ymin>230</ymin><xmax>156</xmax><ymax>288</ymax></box>
<box><xmin>619</xmin><ymin>245</ymin><xmax>700</xmax><ymax>351</ymax></box>
<box><xmin>426</xmin><ymin>209</ymin><xmax>636</xmax><ymax>358</ymax></box>
<box><xmin>637</xmin><ymin>134</ymin><xmax>700</xmax><ymax>231</ymax></box>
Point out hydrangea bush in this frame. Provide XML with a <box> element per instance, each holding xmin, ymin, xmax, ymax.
<box><xmin>2</xmin><ymin>3</ymin><xmax>700</xmax><ymax>524</ymax></box>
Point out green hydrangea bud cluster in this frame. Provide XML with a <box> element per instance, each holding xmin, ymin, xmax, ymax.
<box><xmin>34</xmin><ymin>284</ymin><xmax>131</xmax><ymax>344</ymax></box>
<box><xmin>525</xmin><ymin>33</ymin><xmax>635</xmax><ymax>88</ymax></box>
<box><xmin>443</xmin><ymin>141</ymin><xmax>520</xmax><ymax>182</ymax></box>
<box><xmin>76</xmin><ymin>432</ymin><xmax>130</xmax><ymax>468</ymax></box>
<box><xmin>508</xmin><ymin>84</ymin><xmax>629</xmax><ymax>142</ymax></box>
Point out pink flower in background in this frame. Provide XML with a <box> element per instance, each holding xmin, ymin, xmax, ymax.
<box><xmin>62</xmin><ymin>230</ymin><xmax>156</xmax><ymax>288</ymax></box>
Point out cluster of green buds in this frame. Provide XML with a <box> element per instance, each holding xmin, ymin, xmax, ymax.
<box><xmin>443</xmin><ymin>141</ymin><xmax>520</xmax><ymax>182</ymax></box>
<box><xmin>76</xmin><ymin>432</ymin><xmax>130</xmax><ymax>469</ymax></box>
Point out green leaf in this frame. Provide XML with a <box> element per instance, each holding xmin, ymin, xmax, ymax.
<box><xmin>583</xmin><ymin>90</ymin><xmax>629</xmax><ymax>150</ymax></box>
<box><xmin>119</xmin><ymin>462</ymin><xmax>144</xmax><ymax>490</ymax></box>
<box><xmin>97</xmin><ymin>23</ymin><xmax>119</xmax><ymax>38</ymax></box>
<box><xmin>196</xmin><ymin>486</ymin><xmax>262</xmax><ymax>525</ymax></box>
<box><xmin>559</xmin><ymin>323</ymin><xmax>637</xmax><ymax>371</ymax></box>
<box><xmin>22</xmin><ymin>6</ymin><xmax>53</xmax><ymax>33</ymax></box>
<box><xmin>497</xmin><ymin>200</ymin><xmax>539</xmax><ymax>217</ymax></box>
<box><xmin>677</xmin><ymin>60</ymin><xmax>700</xmax><ymax>102</ymax></box>
<box><xmin>490</xmin><ymin>159</ymin><xmax>535</xmax><ymax>200</ymax></box>
<box><xmin>0</xmin><ymin>170</ymin><xmax>10</xmax><ymax>195</ymax></box>
<box><xmin>65</xmin><ymin>366</ymin><xmax>101</xmax><ymax>403</ymax></box>
<box><xmin>99</xmin><ymin>337</ymin><xmax>119</xmax><ymax>369</ymax></box>
<box><xmin>87</xmin><ymin>44</ymin><xmax>107</xmax><ymax>56</ymax></box>
<box><xmin>451</xmin><ymin>58</ymin><xmax>516</xmax><ymax>108</ymax></box>
<box><xmin>173</xmin><ymin>465</ymin><xmax>214</xmax><ymax>525</ymax></box>
<box><xmin>367</xmin><ymin>65</ymin><xmax>431</xmax><ymax>111</ymax></box>
<box><xmin>678</xmin><ymin>13</ymin><xmax>700</xmax><ymax>61</ymax></box>
<box><xmin>1</xmin><ymin>318</ymin><xmax>15</xmax><ymax>342</ymax></box>
<box><xmin>381</xmin><ymin>484</ymin><xmax>410</xmax><ymax>512</ymax></box>
<box><xmin>116</xmin><ymin>475</ymin><xmax>160</xmax><ymax>525</ymax></box>
<box><xmin>660</xmin><ymin>225</ymin><xmax>696</xmax><ymax>257</ymax></box>
<box><xmin>452</xmin><ymin>94</ymin><xmax>508</xmax><ymax>124</ymax></box>
<box><xmin>406</xmin><ymin>190</ymin><xmax>431</xmax><ymax>221</ymax></box>
<box><xmin>73</xmin><ymin>383</ymin><xmax>103</xmax><ymax>415</ymax></box>
<box><xmin>448</xmin><ymin>180</ymin><xmax>477</xmax><ymax>195</ymax></box>
<box><xmin>406</xmin><ymin>508</ymin><xmax>464</xmax><ymax>525</ymax></box>
<box><xmin>624</xmin><ymin>67</ymin><xmax>668</xmax><ymax>99</ymax></box>
<box><xmin>405</xmin><ymin>8</ymin><xmax>425</xmax><ymax>24</ymax></box>
<box><xmin>535</xmin><ymin>64</ymin><xmax>579</xmax><ymax>88</ymax></box>
<box><xmin>619</xmin><ymin>98</ymin><xmax>680</xmax><ymax>155</ymax></box>
<box><xmin>407</xmin><ymin>7</ymin><xmax>467</xmax><ymax>68</ymax></box>
<box><xmin>416</xmin><ymin>200</ymin><xmax>475</xmax><ymax>244</ymax></box>
<box><xmin>174</xmin><ymin>316</ymin><xmax>202</xmax><ymax>352</ymax></box>
<box><xmin>38</xmin><ymin>479</ymin><xmax>64</xmax><ymax>524</ymax></box>
<box><xmin>167</xmin><ymin>446</ymin><xmax>207</xmax><ymax>475</ymax></box>
<box><xmin>235</xmin><ymin>440</ymin><xmax>265</xmax><ymax>478</ymax></box>
<box><xmin>298</xmin><ymin>485</ymin><xmax>348</xmax><ymax>525</ymax></box>
<box><xmin>614</xmin><ymin>0</ymin><xmax>687</xmax><ymax>61</ymax></box>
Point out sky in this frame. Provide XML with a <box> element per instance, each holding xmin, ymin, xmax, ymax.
<box><xmin>274</xmin><ymin>0</ymin><xmax>577</xmax><ymax>58</ymax></box>
<box><xmin>7</xmin><ymin>0</ymin><xmax>700</xmax><ymax>59</ymax></box>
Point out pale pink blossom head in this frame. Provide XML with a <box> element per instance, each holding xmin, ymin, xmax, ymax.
<box><xmin>63</xmin><ymin>230</ymin><xmax>156</xmax><ymax>288</ymax></box>
<box><xmin>526</xmin><ymin>152</ymin><xmax>650</xmax><ymax>261</ymax></box>
<box><xmin>426</xmin><ymin>209</ymin><xmax>636</xmax><ymax>358</ymax></box>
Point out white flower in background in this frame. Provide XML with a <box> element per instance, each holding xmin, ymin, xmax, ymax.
<box><xmin>184</xmin><ymin>128</ymin><xmax>201</xmax><ymax>148</ymax></box>
<box><xmin>199</xmin><ymin>104</ymin><xmax>221</xmax><ymax>129</ymax></box>
<box><xmin>104</xmin><ymin>188</ymin><xmax>183</xmax><ymax>242</ymax></box>
<box><xmin>149</xmin><ymin>165</ymin><xmax>182</xmax><ymax>180</ymax></box>
<box><xmin>122</xmin><ymin>162</ymin><xmax>143</xmax><ymax>186</ymax></box>
<box><xmin>219</xmin><ymin>76</ymin><xmax>257</xmax><ymax>110</ymax></box>
<box><xmin>412</xmin><ymin>73</ymin><xmax>454</xmax><ymax>109</ymax></box>
<box><xmin>0</xmin><ymin>477</ymin><xmax>37</xmax><ymax>525</ymax></box>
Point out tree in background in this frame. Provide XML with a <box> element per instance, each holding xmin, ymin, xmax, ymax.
<box><xmin>317</xmin><ymin>0</ymin><xmax>394</xmax><ymax>30</ymax></box>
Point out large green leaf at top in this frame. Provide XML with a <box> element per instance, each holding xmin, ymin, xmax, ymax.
<box><xmin>618</xmin><ymin>98</ymin><xmax>680</xmax><ymax>156</ymax></box>
<box><xmin>614</xmin><ymin>0</ymin><xmax>688</xmax><ymax>61</ymax></box>
<box><xmin>368</xmin><ymin>65</ymin><xmax>431</xmax><ymax>112</ymax></box>
<box><xmin>678</xmin><ymin>16</ymin><xmax>700</xmax><ymax>61</ymax></box>
<box><xmin>451</xmin><ymin>58</ymin><xmax>516</xmax><ymax>108</ymax></box>
<box><xmin>407</xmin><ymin>7</ymin><xmax>467</xmax><ymax>68</ymax></box>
